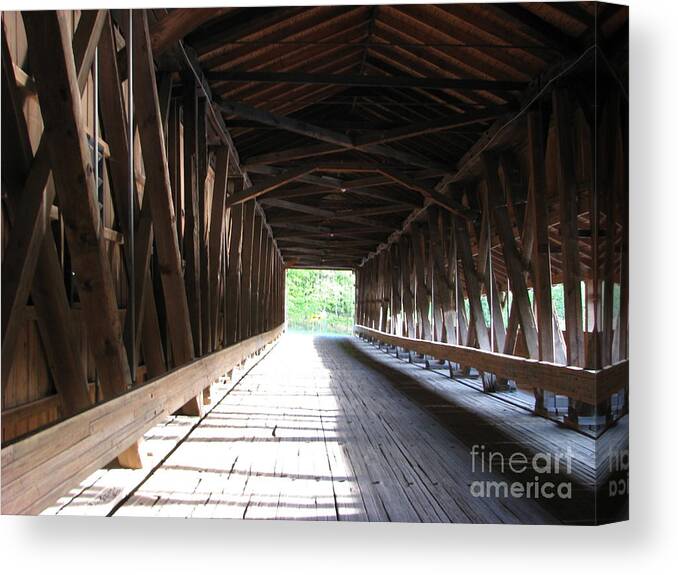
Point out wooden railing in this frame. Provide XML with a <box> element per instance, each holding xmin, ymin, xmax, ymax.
<box><xmin>354</xmin><ymin>325</ymin><xmax>628</xmax><ymax>406</ymax></box>
<box><xmin>1</xmin><ymin>323</ymin><xmax>285</xmax><ymax>515</ymax></box>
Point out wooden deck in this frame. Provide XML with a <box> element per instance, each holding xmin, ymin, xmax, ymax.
<box><xmin>43</xmin><ymin>333</ymin><xmax>627</xmax><ymax>523</ymax></box>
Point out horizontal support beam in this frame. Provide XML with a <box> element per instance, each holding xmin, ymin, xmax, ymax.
<box><xmin>1</xmin><ymin>323</ymin><xmax>285</xmax><ymax>515</ymax></box>
<box><xmin>218</xmin><ymin>99</ymin><xmax>453</xmax><ymax>172</ymax></box>
<box><xmin>228</xmin><ymin>164</ymin><xmax>474</xmax><ymax>219</ymax></box>
<box><xmin>242</xmin><ymin>108</ymin><xmax>508</xmax><ymax>168</ymax></box>
<box><xmin>354</xmin><ymin>325</ymin><xmax>627</xmax><ymax>406</ymax></box>
<box><xmin>209</xmin><ymin>71</ymin><xmax>527</xmax><ymax>92</ymax></box>
<box><xmin>218</xmin><ymin>100</ymin><xmax>352</xmax><ymax>147</ymax></box>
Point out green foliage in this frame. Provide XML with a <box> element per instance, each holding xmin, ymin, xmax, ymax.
<box><xmin>285</xmin><ymin>269</ymin><xmax>355</xmax><ymax>334</ymax></box>
<box><xmin>465</xmin><ymin>283</ymin><xmax>568</xmax><ymax>327</ymax></box>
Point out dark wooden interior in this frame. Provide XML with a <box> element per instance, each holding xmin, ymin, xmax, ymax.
<box><xmin>1</xmin><ymin>3</ymin><xmax>628</xmax><ymax>519</ymax></box>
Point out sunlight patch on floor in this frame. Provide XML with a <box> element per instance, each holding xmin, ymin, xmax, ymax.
<box><xmin>116</xmin><ymin>334</ymin><xmax>363</xmax><ymax>520</ymax></box>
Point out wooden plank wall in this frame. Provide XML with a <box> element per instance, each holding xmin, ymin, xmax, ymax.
<box><xmin>1</xmin><ymin>10</ymin><xmax>285</xmax><ymax>444</ymax></box>
<box><xmin>355</xmin><ymin>85</ymin><xmax>628</xmax><ymax>428</ymax></box>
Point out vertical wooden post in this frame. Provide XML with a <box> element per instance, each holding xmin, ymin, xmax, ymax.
<box><xmin>445</xmin><ymin>211</ymin><xmax>463</xmax><ymax>346</ymax></box>
<box><xmin>428</xmin><ymin>211</ymin><xmax>444</xmax><ymax>342</ymax></box>
<box><xmin>167</xmin><ymin>99</ymin><xmax>182</xmax><ymax>252</ymax></box>
<box><xmin>259</xmin><ymin>232</ymin><xmax>273</xmax><ymax>334</ymax></box>
<box><xmin>553</xmin><ymin>89</ymin><xmax>585</xmax><ymax>369</ymax></box>
<box><xmin>454</xmin><ymin>213</ymin><xmax>492</xmax><ymax>357</ymax></box>
<box><xmin>527</xmin><ymin>111</ymin><xmax>556</xmax><ymax>363</ymax></box>
<box><xmin>379</xmin><ymin>251</ymin><xmax>390</xmax><ymax>332</ymax></box>
<box><xmin>24</xmin><ymin>10</ymin><xmax>132</xmax><ymax>400</ymax></box>
<box><xmin>198</xmin><ymin>100</ymin><xmax>212</xmax><ymax>354</ymax></box>
<box><xmin>131</xmin><ymin>10</ymin><xmax>197</xmax><ymax>413</ymax></box>
<box><xmin>427</xmin><ymin>207</ymin><xmax>456</xmax><ymax>343</ymax></box>
<box><xmin>98</xmin><ymin>14</ymin><xmax>165</xmax><ymax>379</ymax></box>
<box><xmin>474</xmin><ymin>186</ymin><xmax>507</xmax><ymax>352</ymax></box>
<box><xmin>208</xmin><ymin>147</ymin><xmax>229</xmax><ymax>347</ymax></box>
<box><xmin>23</xmin><ymin>10</ymin><xmax>144</xmax><ymax>465</ymax></box>
<box><xmin>1</xmin><ymin>11</ymin><xmax>106</xmax><ymax>385</ymax></box>
<box><xmin>400</xmin><ymin>234</ymin><xmax>416</xmax><ymax>337</ymax></box>
<box><xmin>410</xmin><ymin>223</ymin><xmax>432</xmax><ymax>340</ymax></box>
<box><xmin>526</xmin><ymin>110</ymin><xmax>557</xmax><ymax>412</ymax></box>
<box><xmin>239</xmin><ymin>200</ymin><xmax>256</xmax><ymax>341</ymax></box>
<box><xmin>553</xmin><ymin>88</ymin><xmax>585</xmax><ymax>425</ymax></box>
<box><xmin>225</xmin><ymin>198</ymin><xmax>244</xmax><ymax>345</ymax></box>
<box><xmin>601</xmin><ymin>92</ymin><xmax>622</xmax><ymax>368</ymax></box>
<box><xmin>250</xmin><ymin>213</ymin><xmax>264</xmax><ymax>335</ymax></box>
<box><xmin>389</xmin><ymin>243</ymin><xmax>402</xmax><ymax>335</ymax></box>
<box><xmin>483</xmin><ymin>154</ymin><xmax>539</xmax><ymax>359</ymax></box>
<box><xmin>1</xmin><ymin>29</ymin><xmax>92</xmax><ymax>417</ymax></box>
<box><xmin>182</xmin><ymin>72</ymin><xmax>202</xmax><ymax>357</ymax></box>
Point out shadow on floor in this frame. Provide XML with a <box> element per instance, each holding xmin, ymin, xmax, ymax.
<box><xmin>320</xmin><ymin>335</ymin><xmax>624</xmax><ymax>525</ymax></box>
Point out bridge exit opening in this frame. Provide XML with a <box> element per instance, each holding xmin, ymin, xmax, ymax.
<box><xmin>285</xmin><ymin>269</ymin><xmax>355</xmax><ymax>335</ymax></box>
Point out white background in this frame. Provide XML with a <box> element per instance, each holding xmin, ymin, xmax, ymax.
<box><xmin>1</xmin><ymin>0</ymin><xmax>676</xmax><ymax>573</ymax></box>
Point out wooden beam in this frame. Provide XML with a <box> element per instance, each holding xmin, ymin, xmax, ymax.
<box><xmin>208</xmin><ymin>147</ymin><xmax>230</xmax><ymax>348</ymax></box>
<box><xmin>218</xmin><ymin>100</ymin><xmax>453</xmax><ymax>172</ymax></box>
<box><xmin>410</xmin><ymin>223</ymin><xmax>432</xmax><ymax>340</ymax></box>
<box><xmin>482</xmin><ymin>153</ymin><xmax>539</xmax><ymax>359</ymax></box>
<box><xmin>454</xmin><ymin>213</ymin><xmax>492</xmax><ymax>353</ymax></box>
<box><xmin>242</xmin><ymin>107</ymin><xmax>508</xmax><ymax>167</ymax></box>
<box><xmin>259</xmin><ymin>235</ymin><xmax>273</xmax><ymax>333</ymax></box>
<box><xmin>167</xmin><ymin>99</ymin><xmax>183</xmax><ymax>250</ymax></box>
<box><xmin>601</xmin><ymin>92</ymin><xmax>621</xmax><ymax>367</ymax></box>
<box><xmin>98</xmin><ymin>13</ymin><xmax>165</xmax><ymax>379</ymax></box>
<box><xmin>209</xmin><ymin>70</ymin><xmax>527</xmax><ymax>92</ymax></box>
<box><xmin>219</xmin><ymin>100</ymin><xmax>352</xmax><ymax>147</ymax></box>
<box><xmin>23</xmin><ymin>11</ymin><xmax>132</xmax><ymax>400</ymax></box>
<box><xmin>1</xmin><ymin>29</ymin><xmax>91</xmax><ymax>417</ymax></box>
<box><xmin>378</xmin><ymin>166</ymin><xmax>475</xmax><ymax>218</ymax></box>
<box><xmin>445</xmin><ymin>212</ymin><xmax>463</xmax><ymax>345</ymax></box>
<box><xmin>527</xmin><ymin>111</ymin><xmax>556</xmax><ymax>362</ymax></box>
<box><xmin>239</xmin><ymin>201</ymin><xmax>257</xmax><ymax>340</ymax></box>
<box><xmin>389</xmin><ymin>243</ymin><xmax>402</xmax><ymax>335</ymax></box>
<box><xmin>244</xmin><ymin>142</ymin><xmax>340</xmax><ymax>168</ymax></box>
<box><xmin>1</xmin><ymin>10</ymin><xmax>106</xmax><ymax>383</ymax></box>
<box><xmin>358</xmin><ymin>46</ymin><xmax>597</xmax><ymax>268</ymax></box>
<box><xmin>400</xmin><ymin>235</ymin><xmax>416</xmax><ymax>337</ymax></box>
<box><xmin>493</xmin><ymin>4</ymin><xmax>578</xmax><ymax>56</ymax></box>
<box><xmin>354</xmin><ymin>325</ymin><xmax>627</xmax><ymax>406</ymax></box>
<box><xmin>1</xmin><ymin>323</ymin><xmax>285</xmax><ymax>516</ymax></box>
<box><xmin>225</xmin><ymin>166</ymin><xmax>315</xmax><ymax>207</ymax></box>
<box><xmin>473</xmin><ymin>199</ymin><xmax>506</xmax><ymax>352</ymax></box>
<box><xmin>553</xmin><ymin>89</ymin><xmax>584</xmax><ymax>367</ymax></box>
<box><xmin>198</xmin><ymin>103</ymin><xmax>212</xmax><ymax>354</ymax></box>
<box><xmin>225</xmin><ymin>200</ymin><xmax>244</xmax><ymax>346</ymax></box>
<box><xmin>266</xmin><ymin>204</ymin><xmax>406</xmax><ymax>229</ymax></box>
<box><xmin>150</xmin><ymin>8</ymin><xmax>230</xmax><ymax>56</ymax></box>
<box><xmin>354</xmin><ymin>106</ymin><xmax>512</xmax><ymax>147</ymax></box>
<box><xmin>250</xmin><ymin>215</ymin><xmax>264</xmax><ymax>336</ymax></box>
<box><xmin>427</xmin><ymin>208</ymin><xmax>456</xmax><ymax>343</ymax></box>
<box><xmin>182</xmin><ymin>72</ymin><xmax>203</xmax><ymax>357</ymax></box>
<box><xmin>132</xmin><ymin>11</ymin><xmax>195</xmax><ymax>368</ymax></box>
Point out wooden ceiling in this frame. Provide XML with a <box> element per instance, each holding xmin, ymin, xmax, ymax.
<box><xmin>150</xmin><ymin>2</ymin><xmax>629</xmax><ymax>269</ymax></box>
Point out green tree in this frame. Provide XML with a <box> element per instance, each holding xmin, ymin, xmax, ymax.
<box><xmin>285</xmin><ymin>269</ymin><xmax>355</xmax><ymax>334</ymax></box>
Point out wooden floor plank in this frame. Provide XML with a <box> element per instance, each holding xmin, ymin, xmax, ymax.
<box><xmin>44</xmin><ymin>333</ymin><xmax>624</xmax><ymax>524</ymax></box>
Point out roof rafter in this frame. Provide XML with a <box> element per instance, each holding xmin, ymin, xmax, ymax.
<box><xmin>209</xmin><ymin>70</ymin><xmax>527</xmax><ymax>92</ymax></box>
<box><xmin>218</xmin><ymin>99</ymin><xmax>454</xmax><ymax>171</ymax></box>
<box><xmin>242</xmin><ymin>105</ymin><xmax>509</xmax><ymax>168</ymax></box>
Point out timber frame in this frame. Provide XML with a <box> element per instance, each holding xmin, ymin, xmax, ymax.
<box><xmin>1</xmin><ymin>3</ymin><xmax>628</xmax><ymax>515</ymax></box>
<box><xmin>1</xmin><ymin>9</ymin><xmax>286</xmax><ymax>511</ymax></box>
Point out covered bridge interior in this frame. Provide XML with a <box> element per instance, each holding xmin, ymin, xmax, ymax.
<box><xmin>1</xmin><ymin>4</ymin><xmax>628</xmax><ymax>523</ymax></box>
